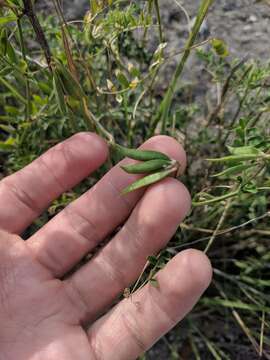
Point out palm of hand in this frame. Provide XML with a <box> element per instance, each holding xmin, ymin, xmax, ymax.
<box><xmin>0</xmin><ymin>133</ymin><xmax>212</xmax><ymax>360</ymax></box>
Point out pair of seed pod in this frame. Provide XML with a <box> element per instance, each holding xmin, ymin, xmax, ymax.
<box><xmin>113</xmin><ymin>144</ymin><xmax>180</xmax><ymax>195</ymax></box>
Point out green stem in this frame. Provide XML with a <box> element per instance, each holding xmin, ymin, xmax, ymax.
<box><xmin>192</xmin><ymin>190</ymin><xmax>239</xmax><ymax>207</ymax></box>
<box><xmin>154</xmin><ymin>0</ymin><xmax>163</xmax><ymax>43</ymax></box>
<box><xmin>17</xmin><ymin>18</ymin><xmax>31</xmax><ymax>121</ymax></box>
<box><xmin>82</xmin><ymin>97</ymin><xmax>114</xmax><ymax>144</ymax></box>
<box><xmin>204</xmin><ymin>197</ymin><xmax>232</xmax><ymax>253</ymax></box>
<box><xmin>150</xmin><ymin>0</ymin><xmax>214</xmax><ymax>135</ymax></box>
<box><xmin>0</xmin><ymin>75</ymin><xmax>27</xmax><ymax>104</ymax></box>
<box><xmin>22</xmin><ymin>0</ymin><xmax>52</xmax><ymax>69</ymax></box>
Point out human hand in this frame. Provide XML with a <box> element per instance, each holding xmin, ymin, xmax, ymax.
<box><xmin>0</xmin><ymin>133</ymin><xmax>212</xmax><ymax>360</ymax></box>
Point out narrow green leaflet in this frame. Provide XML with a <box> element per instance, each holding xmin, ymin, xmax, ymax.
<box><xmin>192</xmin><ymin>190</ymin><xmax>240</xmax><ymax>207</ymax></box>
<box><xmin>114</xmin><ymin>144</ymin><xmax>170</xmax><ymax>161</ymax></box>
<box><xmin>202</xmin><ymin>298</ymin><xmax>270</xmax><ymax>312</ymax></box>
<box><xmin>122</xmin><ymin>168</ymin><xmax>174</xmax><ymax>195</ymax></box>
<box><xmin>212</xmin><ymin>164</ymin><xmax>254</xmax><ymax>178</ymax></box>
<box><xmin>227</xmin><ymin>145</ymin><xmax>263</xmax><ymax>156</ymax></box>
<box><xmin>0</xmin><ymin>138</ymin><xmax>16</xmax><ymax>152</ymax></box>
<box><xmin>0</xmin><ymin>16</ymin><xmax>17</xmax><ymax>27</ymax></box>
<box><xmin>116</xmin><ymin>70</ymin><xmax>129</xmax><ymax>88</ymax></box>
<box><xmin>149</xmin><ymin>278</ymin><xmax>159</xmax><ymax>288</ymax></box>
<box><xmin>0</xmin><ymin>75</ymin><xmax>27</xmax><ymax>104</ymax></box>
<box><xmin>207</xmin><ymin>154</ymin><xmax>261</xmax><ymax>163</ymax></box>
<box><xmin>0</xmin><ymin>124</ymin><xmax>15</xmax><ymax>133</ymax></box>
<box><xmin>53</xmin><ymin>72</ymin><xmax>67</xmax><ymax>115</ymax></box>
<box><xmin>55</xmin><ymin>63</ymin><xmax>85</xmax><ymax>100</ymax></box>
<box><xmin>121</xmin><ymin>159</ymin><xmax>171</xmax><ymax>174</ymax></box>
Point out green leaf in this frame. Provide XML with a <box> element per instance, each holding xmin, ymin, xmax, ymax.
<box><xmin>192</xmin><ymin>190</ymin><xmax>240</xmax><ymax>207</ymax></box>
<box><xmin>0</xmin><ymin>137</ymin><xmax>16</xmax><ymax>152</ymax></box>
<box><xmin>121</xmin><ymin>159</ymin><xmax>171</xmax><ymax>174</ymax></box>
<box><xmin>207</xmin><ymin>154</ymin><xmax>261</xmax><ymax>163</ymax></box>
<box><xmin>212</xmin><ymin>164</ymin><xmax>254</xmax><ymax>178</ymax></box>
<box><xmin>55</xmin><ymin>62</ymin><xmax>85</xmax><ymax>99</ymax></box>
<box><xmin>242</xmin><ymin>181</ymin><xmax>258</xmax><ymax>194</ymax></box>
<box><xmin>0</xmin><ymin>75</ymin><xmax>27</xmax><ymax>104</ymax></box>
<box><xmin>6</xmin><ymin>41</ymin><xmax>18</xmax><ymax>64</ymax></box>
<box><xmin>53</xmin><ymin>72</ymin><xmax>67</xmax><ymax>115</ymax></box>
<box><xmin>122</xmin><ymin>168</ymin><xmax>174</xmax><ymax>195</ymax></box>
<box><xmin>148</xmin><ymin>255</ymin><xmax>159</xmax><ymax>266</ymax></box>
<box><xmin>0</xmin><ymin>15</ymin><xmax>17</xmax><ymax>26</ymax></box>
<box><xmin>6</xmin><ymin>0</ymin><xmax>23</xmax><ymax>7</ymax></box>
<box><xmin>0</xmin><ymin>124</ymin><xmax>15</xmax><ymax>133</ymax></box>
<box><xmin>114</xmin><ymin>144</ymin><xmax>171</xmax><ymax>161</ymax></box>
<box><xmin>149</xmin><ymin>278</ymin><xmax>159</xmax><ymax>288</ymax></box>
<box><xmin>115</xmin><ymin>70</ymin><xmax>129</xmax><ymax>88</ymax></box>
<box><xmin>202</xmin><ymin>298</ymin><xmax>270</xmax><ymax>312</ymax></box>
<box><xmin>227</xmin><ymin>145</ymin><xmax>263</xmax><ymax>156</ymax></box>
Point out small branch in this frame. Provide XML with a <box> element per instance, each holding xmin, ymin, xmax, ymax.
<box><xmin>204</xmin><ymin>197</ymin><xmax>232</xmax><ymax>253</ymax></box>
<box><xmin>22</xmin><ymin>0</ymin><xmax>52</xmax><ymax>70</ymax></box>
<box><xmin>206</xmin><ymin>57</ymin><xmax>248</xmax><ymax>127</ymax></box>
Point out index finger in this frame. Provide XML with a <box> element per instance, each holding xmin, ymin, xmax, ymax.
<box><xmin>0</xmin><ymin>132</ymin><xmax>108</xmax><ymax>234</ymax></box>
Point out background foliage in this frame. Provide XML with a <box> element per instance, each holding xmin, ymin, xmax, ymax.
<box><xmin>0</xmin><ymin>0</ymin><xmax>269</xmax><ymax>358</ymax></box>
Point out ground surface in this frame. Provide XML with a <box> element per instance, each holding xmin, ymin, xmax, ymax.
<box><xmin>58</xmin><ymin>0</ymin><xmax>270</xmax><ymax>61</ymax></box>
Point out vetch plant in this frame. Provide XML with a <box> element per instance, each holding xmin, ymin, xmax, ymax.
<box><xmin>1</xmin><ymin>0</ymin><xmax>270</xmax><ymax>357</ymax></box>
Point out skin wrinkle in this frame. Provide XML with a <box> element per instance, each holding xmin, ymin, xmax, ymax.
<box><xmin>0</xmin><ymin>179</ymin><xmax>41</xmax><ymax>217</ymax></box>
<box><xmin>94</xmin><ymin>253</ymin><xmax>127</xmax><ymax>293</ymax></box>
<box><xmin>0</xmin><ymin>259</ymin><xmax>14</xmax><ymax>321</ymax></box>
<box><xmin>147</xmin><ymin>283</ymin><xmax>176</xmax><ymax>326</ymax></box>
<box><xmin>121</xmin><ymin>218</ymin><xmax>149</xmax><ymax>261</ymax></box>
<box><xmin>37</xmin><ymin>154</ymin><xmax>65</xmax><ymax>196</ymax></box>
<box><xmin>63</xmin><ymin>206</ymin><xmax>100</xmax><ymax>249</ymax></box>
<box><xmin>64</xmin><ymin>279</ymin><xmax>92</xmax><ymax>325</ymax></box>
<box><xmin>0</xmin><ymin>237</ymin><xmax>20</xmax><ymax>321</ymax></box>
<box><xmin>28</xmin><ymin>234</ymin><xmax>74</xmax><ymax>278</ymax></box>
<box><xmin>87</xmin><ymin>329</ymin><xmax>103</xmax><ymax>360</ymax></box>
<box><xmin>103</xmin><ymin>176</ymin><xmax>134</xmax><ymax>213</ymax></box>
<box><xmin>120</xmin><ymin>304</ymin><xmax>148</xmax><ymax>354</ymax></box>
<box><xmin>65</xmin><ymin>205</ymin><xmax>100</xmax><ymax>239</ymax></box>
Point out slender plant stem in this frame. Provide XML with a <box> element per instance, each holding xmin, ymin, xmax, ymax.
<box><xmin>154</xmin><ymin>0</ymin><xmax>164</xmax><ymax>43</ymax></box>
<box><xmin>22</xmin><ymin>0</ymin><xmax>52</xmax><ymax>69</ymax></box>
<box><xmin>0</xmin><ymin>75</ymin><xmax>27</xmax><ymax>104</ymax></box>
<box><xmin>17</xmin><ymin>18</ymin><xmax>31</xmax><ymax>121</ymax></box>
<box><xmin>192</xmin><ymin>189</ymin><xmax>239</xmax><ymax>207</ymax></box>
<box><xmin>204</xmin><ymin>197</ymin><xmax>232</xmax><ymax>253</ymax></box>
<box><xmin>82</xmin><ymin>98</ymin><xmax>114</xmax><ymax>144</ymax></box>
<box><xmin>150</xmin><ymin>0</ymin><xmax>214</xmax><ymax>135</ymax></box>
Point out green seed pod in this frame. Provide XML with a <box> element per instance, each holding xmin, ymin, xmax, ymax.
<box><xmin>121</xmin><ymin>159</ymin><xmax>171</xmax><ymax>174</ymax></box>
<box><xmin>122</xmin><ymin>168</ymin><xmax>175</xmax><ymax>195</ymax></box>
<box><xmin>114</xmin><ymin>144</ymin><xmax>171</xmax><ymax>162</ymax></box>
